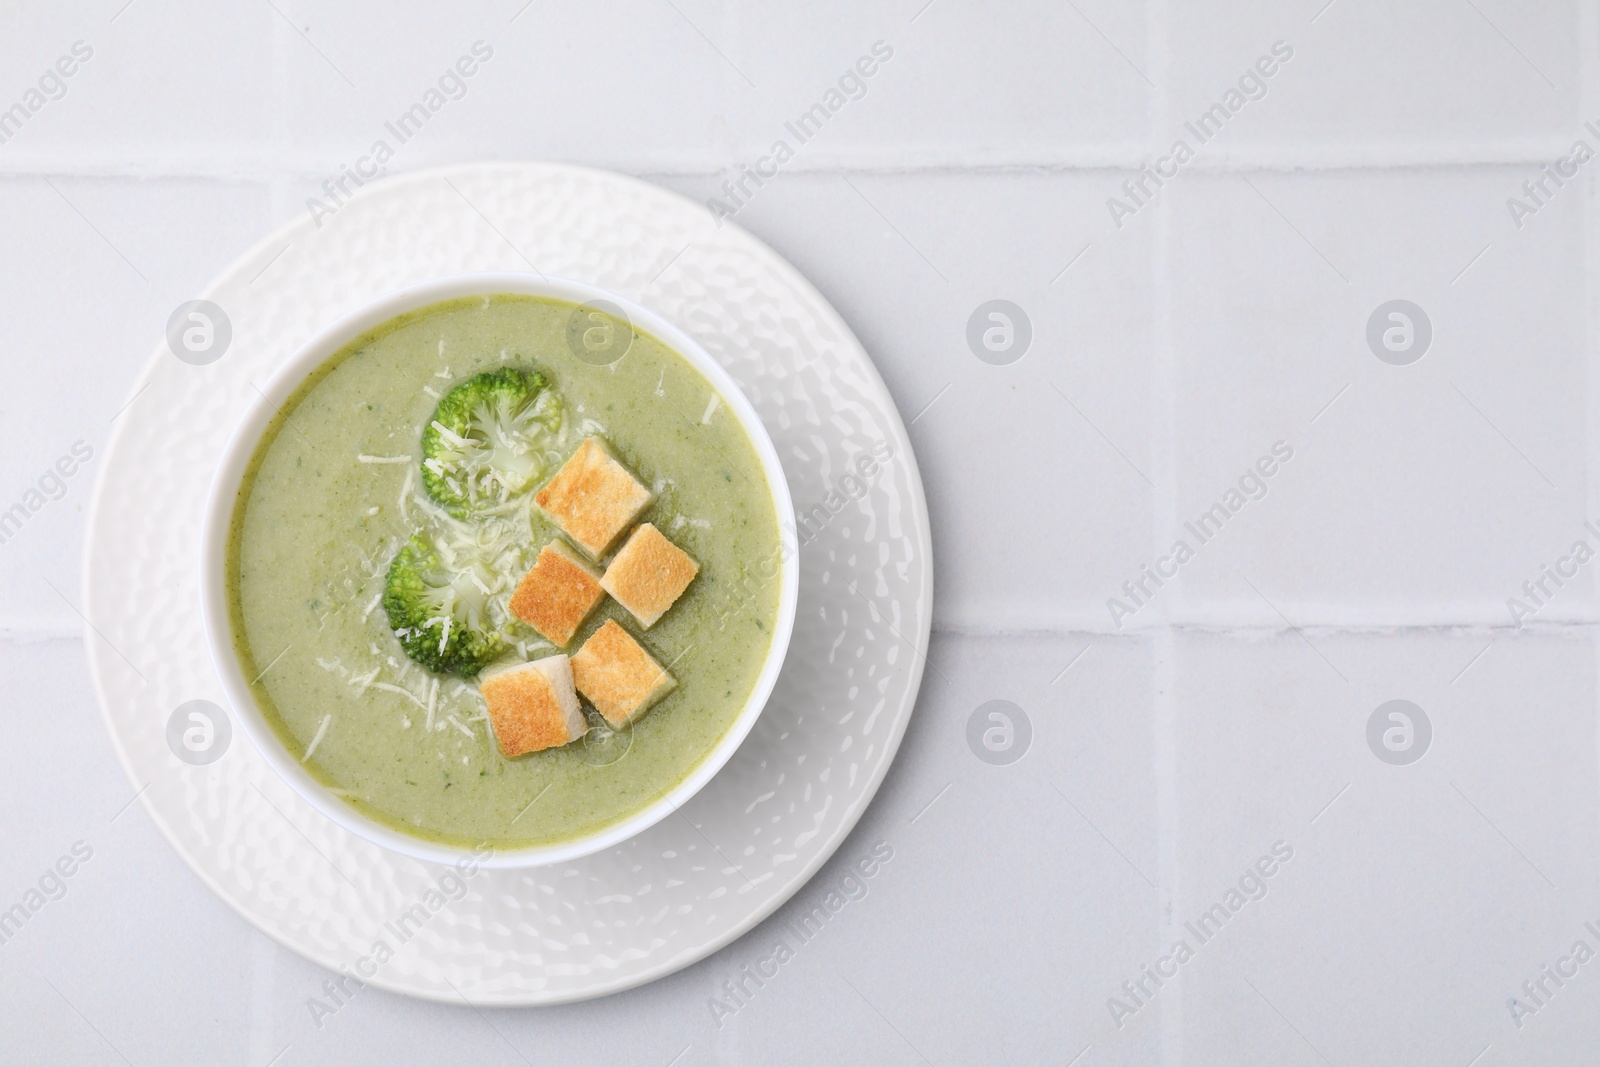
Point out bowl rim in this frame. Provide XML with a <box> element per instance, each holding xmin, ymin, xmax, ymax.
<box><xmin>198</xmin><ymin>271</ymin><xmax>800</xmax><ymax>870</ymax></box>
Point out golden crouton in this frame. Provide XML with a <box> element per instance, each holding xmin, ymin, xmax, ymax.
<box><xmin>479</xmin><ymin>655</ymin><xmax>586</xmax><ymax>757</ymax></box>
<box><xmin>570</xmin><ymin>619</ymin><xmax>676</xmax><ymax>728</ymax></box>
<box><xmin>600</xmin><ymin>523</ymin><xmax>699</xmax><ymax>628</ymax></box>
<box><xmin>534</xmin><ymin>438</ymin><xmax>655</xmax><ymax>560</ymax></box>
<box><xmin>509</xmin><ymin>541</ymin><xmax>606</xmax><ymax>646</ymax></box>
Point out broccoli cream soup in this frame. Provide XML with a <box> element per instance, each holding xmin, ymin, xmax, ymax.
<box><xmin>227</xmin><ymin>295</ymin><xmax>781</xmax><ymax>848</ymax></box>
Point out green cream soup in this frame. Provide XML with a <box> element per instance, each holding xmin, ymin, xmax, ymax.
<box><xmin>228</xmin><ymin>294</ymin><xmax>781</xmax><ymax>848</ymax></box>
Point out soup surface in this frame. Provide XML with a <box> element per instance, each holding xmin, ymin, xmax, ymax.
<box><xmin>228</xmin><ymin>294</ymin><xmax>781</xmax><ymax>848</ymax></box>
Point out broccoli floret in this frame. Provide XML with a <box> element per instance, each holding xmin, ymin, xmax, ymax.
<box><xmin>420</xmin><ymin>368</ymin><xmax>563</xmax><ymax>519</ymax></box>
<box><xmin>383</xmin><ymin>531</ymin><xmax>507</xmax><ymax>676</ymax></box>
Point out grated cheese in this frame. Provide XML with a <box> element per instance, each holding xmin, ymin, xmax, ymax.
<box><xmin>430</xmin><ymin>420</ymin><xmax>467</xmax><ymax>447</ymax></box>
<box><xmin>371</xmin><ymin>681</ymin><xmax>424</xmax><ymax>709</ymax></box>
<box><xmin>302</xmin><ymin>714</ymin><xmax>332</xmax><ymax>762</ymax></box>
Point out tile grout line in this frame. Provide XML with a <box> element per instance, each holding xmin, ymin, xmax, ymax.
<box><xmin>720</xmin><ymin>0</ymin><xmax>739</xmax><ymax>167</ymax></box>
<box><xmin>1</xmin><ymin>149</ymin><xmax>1597</xmax><ymax>183</ymax></box>
<box><xmin>1582</xmin><ymin>0</ymin><xmax>1600</xmax><ymax>917</ymax></box>
<box><xmin>1147</xmin><ymin>0</ymin><xmax>1185</xmax><ymax>1060</ymax></box>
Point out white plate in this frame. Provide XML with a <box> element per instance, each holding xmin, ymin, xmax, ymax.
<box><xmin>82</xmin><ymin>162</ymin><xmax>933</xmax><ymax>1005</ymax></box>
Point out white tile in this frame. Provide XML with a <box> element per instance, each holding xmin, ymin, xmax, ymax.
<box><xmin>0</xmin><ymin>638</ymin><xmax>262</xmax><ymax>1063</ymax></box>
<box><xmin>1170</xmin><ymin>628</ymin><xmax>1599</xmax><ymax>1066</ymax></box>
<box><xmin>654</xmin><ymin>170</ymin><xmax>1159</xmax><ymax>631</ymax></box>
<box><xmin>0</xmin><ymin>1</ymin><xmax>276</xmax><ymax>167</ymax></box>
<box><xmin>0</xmin><ymin>177</ymin><xmax>271</xmax><ymax>632</ymax></box>
<box><xmin>1163</xmin><ymin>0</ymin><xmax>1584</xmax><ymax>160</ymax></box>
<box><xmin>718</xmin><ymin>633</ymin><xmax>1163</xmax><ymax>1064</ymax></box>
<box><xmin>719</xmin><ymin>0</ymin><xmax>1151</xmax><ymax>165</ymax></box>
<box><xmin>1159</xmin><ymin>168</ymin><xmax>1590</xmax><ymax>626</ymax></box>
<box><xmin>276</xmin><ymin>1</ymin><xmax>734</xmax><ymax>174</ymax></box>
<box><xmin>272</xmin><ymin>0</ymin><xmax>1151</xmax><ymax>175</ymax></box>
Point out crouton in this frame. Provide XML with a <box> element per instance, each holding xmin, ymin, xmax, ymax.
<box><xmin>534</xmin><ymin>437</ymin><xmax>655</xmax><ymax>560</ymax></box>
<box><xmin>479</xmin><ymin>655</ymin><xmax>586</xmax><ymax>757</ymax></box>
<box><xmin>508</xmin><ymin>541</ymin><xmax>606</xmax><ymax>646</ymax></box>
<box><xmin>600</xmin><ymin>523</ymin><xmax>699</xmax><ymax>628</ymax></box>
<box><xmin>570</xmin><ymin>619</ymin><xmax>676</xmax><ymax>728</ymax></box>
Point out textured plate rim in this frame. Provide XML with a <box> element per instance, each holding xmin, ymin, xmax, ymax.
<box><xmin>81</xmin><ymin>161</ymin><xmax>935</xmax><ymax>1005</ymax></box>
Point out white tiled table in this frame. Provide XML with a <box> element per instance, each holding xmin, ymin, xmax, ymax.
<box><xmin>1</xmin><ymin>2</ymin><xmax>1595</xmax><ymax>1063</ymax></box>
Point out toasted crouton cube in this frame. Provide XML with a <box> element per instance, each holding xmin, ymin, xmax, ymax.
<box><xmin>600</xmin><ymin>523</ymin><xmax>699</xmax><ymax>628</ymax></box>
<box><xmin>534</xmin><ymin>437</ymin><xmax>655</xmax><ymax>560</ymax></box>
<box><xmin>479</xmin><ymin>655</ymin><xmax>587</xmax><ymax>757</ymax></box>
<box><xmin>570</xmin><ymin>619</ymin><xmax>676</xmax><ymax>728</ymax></box>
<box><xmin>509</xmin><ymin>541</ymin><xmax>606</xmax><ymax>646</ymax></box>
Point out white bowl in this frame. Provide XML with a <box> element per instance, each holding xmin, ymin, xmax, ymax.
<box><xmin>199</xmin><ymin>272</ymin><xmax>799</xmax><ymax>869</ymax></box>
